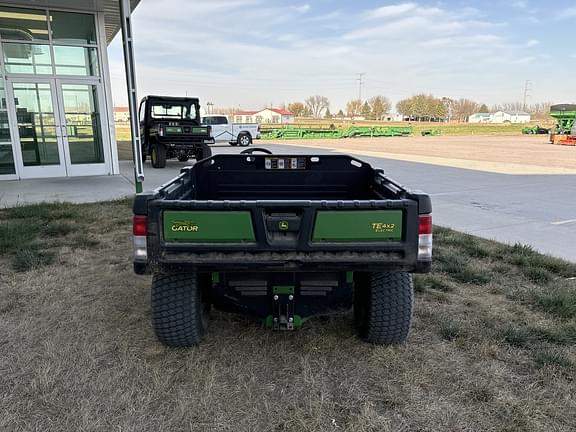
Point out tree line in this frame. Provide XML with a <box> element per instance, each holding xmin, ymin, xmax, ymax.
<box><xmin>286</xmin><ymin>95</ymin><xmax>392</xmax><ymax>120</ymax></box>
<box><xmin>219</xmin><ymin>95</ymin><xmax>553</xmax><ymax>122</ymax></box>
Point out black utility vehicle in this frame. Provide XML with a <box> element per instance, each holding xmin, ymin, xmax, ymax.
<box><xmin>133</xmin><ymin>149</ymin><xmax>432</xmax><ymax>346</ymax></box>
<box><xmin>139</xmin><ymin>95</ymin><xmax>214</xmax><ymax>168</ymax></box>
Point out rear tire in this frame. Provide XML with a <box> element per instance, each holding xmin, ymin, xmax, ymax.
<box><xmin>237</xmin><ymin>133</ymin><xmax>252</xmax><ymax>147</ymax></box>
<box><xmin>354</xmin><ymin>272</ymin><xmax>413</xmax><ymax>345</ymax></box>
<box><xmin>177</xmin><ymin>154</ymin><xmax>189</xmax><ymax>162</ymax></box>
<box><xmin>195</xmin><ymin>143</ymin><xmax>212</xmax><ymax>161</ymax></box>
<box><xmin>150</xmin><ymin>143</ymin><xmax>166</xmax><ymax>168</ymax></box>
<box><xmin>151</xmin><ymin>272</ymin><xmax>210</xmax><ymax>347</ymax></box>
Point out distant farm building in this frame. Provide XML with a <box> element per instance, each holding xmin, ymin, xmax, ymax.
<box><xmin>468</xmin><ymin>111</ymin><xmax>531</xmax><ymax>124</ymax></box>
<box><xmin>235</xmin><ymin>108</ymin><xmax>295</xmax><ymax>124</ymax></box>
<box><xmin>114</xmin><ymin>107</ymin><xmax>130</xmax><ymax>123</ymax></box>
<box><xmin>491</xmin><ymin>111</ymin><xmax>531</xmax><ymax>123</ymax></box>
<box><xmin>468</xmin><ymin>113</ymin><xmax>492</xmax><ymax>123</ymax></box>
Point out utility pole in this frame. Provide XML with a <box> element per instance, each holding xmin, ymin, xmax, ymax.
<box><xmin>522</xmin><ymin>80</ymin><xmax>532</xmax><ymax>111</ymax></box>
<box><xmin>356</xmin><ymin>73</ymin><xmax>365</xmax><ymax>102</ymax></box>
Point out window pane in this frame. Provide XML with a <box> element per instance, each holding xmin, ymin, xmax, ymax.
<box><xmin>2</xmin><ymin>43</ymin><xmax>52</xmax><ymax>74</ymax></box>
<box><xmin>50</xmin><ymin>11</ymin><xmax>96</xmax><ymax>45</ymax></box>
<box><xmin>53</xmin><ymin>46</ymin><xmax>99</xmax><ymax>76</ymax></box>
<box><xmin>0</xmin><ymin>7</ymin><xmax>49</xmax><ymax>41</ymax></box>
<box><xmin>61</xmin><ymin>84</ymin><xmax>104</xmax><ymax>164</ymax></box>
<box><xmin>0</xmin><ymin>79</ymin><xmax>15</xmax><ymax>175</ymax></box>
<box><xmin>12</xmin><ymin>82</ymin><xmax>60</xmax><ymax>166</ymax></box>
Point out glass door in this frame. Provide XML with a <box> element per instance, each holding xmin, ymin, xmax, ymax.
<box><xmin>55</xmin><ymin>80</ymin><xmax>110</xmax><ymax>177</ymax></box>
<box><xmin>7</xmin><ymin>78</ymin><xmax>67</xmax><ymax>178</ymax></box>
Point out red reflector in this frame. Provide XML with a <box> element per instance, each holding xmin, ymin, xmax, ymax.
<box><xmin>419</xmin><ymin>214</ymin><xmax>432</xmax><ymax>235</ymax></box>
<box><xmin>133</xmin><ymin>215</ymin><xmax>147</xmax><ymax>236</ymax></box>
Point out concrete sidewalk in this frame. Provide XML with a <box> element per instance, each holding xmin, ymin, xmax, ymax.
<box><xmin>0</xmin><ymin>173</ymin><xmax>135</xmax><ymax>207</ymax></box>
<box><xmin>0</xmin><ymin>159</ymin><xmax>214</xmax><ymax>207</ymax></box>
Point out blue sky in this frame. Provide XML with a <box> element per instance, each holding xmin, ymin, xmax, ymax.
<box><xmin>107</xmin><ymin>0</ymin><xmax>576</xmax><ymax>112</ymax></box>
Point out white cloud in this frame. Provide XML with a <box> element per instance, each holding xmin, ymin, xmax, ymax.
<box><xmin>363</xmin><ymin>3</ymin><xmax>418</xmax><ymax>19</ymax></box>
<box><xmin>511</xmin><ymin>0</ymin><xmax>527</xmax><ymax>8</ymax></box>
<box><xmin>107</xmin><ymin>0</ymin><xmax>563</xmax><ymax>110</ymax></box>
<box><xmin>292</xmin><ymin>4</ymin><xmax>310</xmax><ymax>14</ymax></box>
<box><xmin>557</xmin><ymin>7</ymin><xmax>576</xmax><ymax>19</ymax></box>
<box><xmin>526</xmin><ymin>39</ymin><xmax>540</xmax><ymax>47</ymax></box>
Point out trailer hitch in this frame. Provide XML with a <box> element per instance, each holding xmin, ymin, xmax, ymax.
<box><xmin>271</xmin><ymin>285</ymin><xmax>295</xmax><ymax>330</ymax></box>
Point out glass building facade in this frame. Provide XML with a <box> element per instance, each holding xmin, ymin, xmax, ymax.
<box><xmin>0</xmin><ymin>4</ymin><xmax>117</xmax><ymax>180</ymax></box>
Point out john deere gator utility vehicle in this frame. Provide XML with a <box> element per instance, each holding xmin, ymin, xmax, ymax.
<box><xmin>139</xmin><ymin>96</ymin><xmax>214</xmax><ymax>168</ymax></box>
<box><xmin>133</xmin><ymin>149</ymin><xmax>432</xmax><ymax>346</ymax></box>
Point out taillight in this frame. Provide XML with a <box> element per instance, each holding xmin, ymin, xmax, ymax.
<box><xmin>418</xmin><ymin>214</ymin><xmax>432</xmax><ymax>235</ymax></box>
<box><xmin>418</xmin><ymin>214</ymin><xmax>433</xmax><ymax>260</ymax></box>
<box><xmin>133</xmin><ymin>215</ymin><xmax>147</xmax><ymax>260</ymax></box>
<box><xmin>133</xmin><ymin>215</ymin><xmax>147</xmax><ymax>236</ymax></box>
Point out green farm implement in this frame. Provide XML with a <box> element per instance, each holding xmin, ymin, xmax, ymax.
<box><xmin>260</xmin><ymin>125</ymin><xmax>412</xmax><ymax>140</ymax></box>
<box><xmin>521</xmin><ymin>125</ymin><xmax>550</xmax><ymax>135</ymax></box>
<box><xmin>549</xmin><ymin>104</ymin><xmax>576</xmax><ymax>134</ymax></box>
<box><xmin>549</xmin><ymin>104</ymin><xmax>576</xmax><ymax>146</ymax></box>
<box><xmin>420</xmin><ymin>129</ymin><xmax>441</xmax><ymax>136</ymax></box>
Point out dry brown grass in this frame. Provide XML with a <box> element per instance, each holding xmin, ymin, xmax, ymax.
<box><xmin>1</xmin><ymin>201</ymin><xmax>575</xmax><ymax>431</ymax></box>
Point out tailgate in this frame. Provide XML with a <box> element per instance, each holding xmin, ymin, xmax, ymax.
<box><xmin>147</xmin><ymin>200</ymin><xmax>421</xmax><ymax>271</ymax></box>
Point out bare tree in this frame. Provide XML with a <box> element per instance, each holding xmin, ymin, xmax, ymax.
<box><xmin>346</xmin><ymin>99</ymin><xmax>362</xmax><ymax>117</ymax></box>
<box><xmin>452</xmin><ymin>98</ymin><xmax>479</xmax><ymax>122</ymax></box>
<box><xmin>305</xmin><ymin>95</ymin><xmax>330</xmax><ymax>118</ymax></box>
<box><xmin>492</xmin><ymin>102</ymin><xmax>525</xmax><ymax>112</ymax></box>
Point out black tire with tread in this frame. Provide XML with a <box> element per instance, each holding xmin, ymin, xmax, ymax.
<box><xmin>195</xmin><ymin>143</ymin><xmax>212</xmax><ymax>161</ymax></box>
<box><xmin>150</xmin><ymin>143</ymin><xmax>167</xmax><ymax>168</ymax></box>
<box><xmin>151</xmin><ymin>272</ymin><xmax>209</xmax><ymax>346</ymax></box>
<box><xmin>354</xmin><ymin>271</ymin><xmax>413</xmax><ymax>345</ymax></box>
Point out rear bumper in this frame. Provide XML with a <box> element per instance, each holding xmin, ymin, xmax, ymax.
<box><xmin>140</xmin><ymin>251</ymin><xmax>431</xmax><ymax>274</ymax></box>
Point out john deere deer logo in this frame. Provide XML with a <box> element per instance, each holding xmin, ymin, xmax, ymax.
<box><xmin>279</xmin><ymin>221</ymin><xmax>289</xmax><ymax>231</ymax></box>
<box><xmin>171</xmin><ymin>220</ymin><xmax>199</xmax><ymax>232</ymax></box>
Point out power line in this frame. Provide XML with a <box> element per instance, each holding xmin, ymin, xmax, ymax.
<box><xmin>356</xmin><ymin>73</ymin><xmax>365</xmax><ymax>102</ymax></box>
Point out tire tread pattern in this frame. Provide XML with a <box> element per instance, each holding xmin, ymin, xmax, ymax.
<box><xmin>151</xmin><ymin>273</ymin><xmax>204</xmax><ymax>347</ymax></box>
<box><xmin>359</xmin><ymin>272</ymin><xmax>413</xmax><ymax>345</ymax></box>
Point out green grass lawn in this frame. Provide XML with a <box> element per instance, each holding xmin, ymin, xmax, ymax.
<box><xmin>2</xmin><ymin>200</ymin><xmax>574</xmax><ymax>431</ymax></box>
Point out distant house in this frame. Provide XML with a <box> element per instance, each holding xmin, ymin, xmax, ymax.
<box><xmin>468</xmin><ymin>113</ymin><xmax>492</xmax><ymax>123</ymax></box>
<box><xmin>235</xmin><ymin>108</ymin><xmax>295</xmax><ymax>124</ymax></box>
<box><xmin>113</xmin><ymin>107</ymin><xmax>130</xmax><ymax>123</ymax></box>
<box><xmin>491</xmin><ymin>111</ymin><xmax>531</xmax><ymax>124</ymax></box>
<box><xmin>467</xmin><ymin>111</ymin><xmax>531</xmax><ymax>124</ymax></box>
